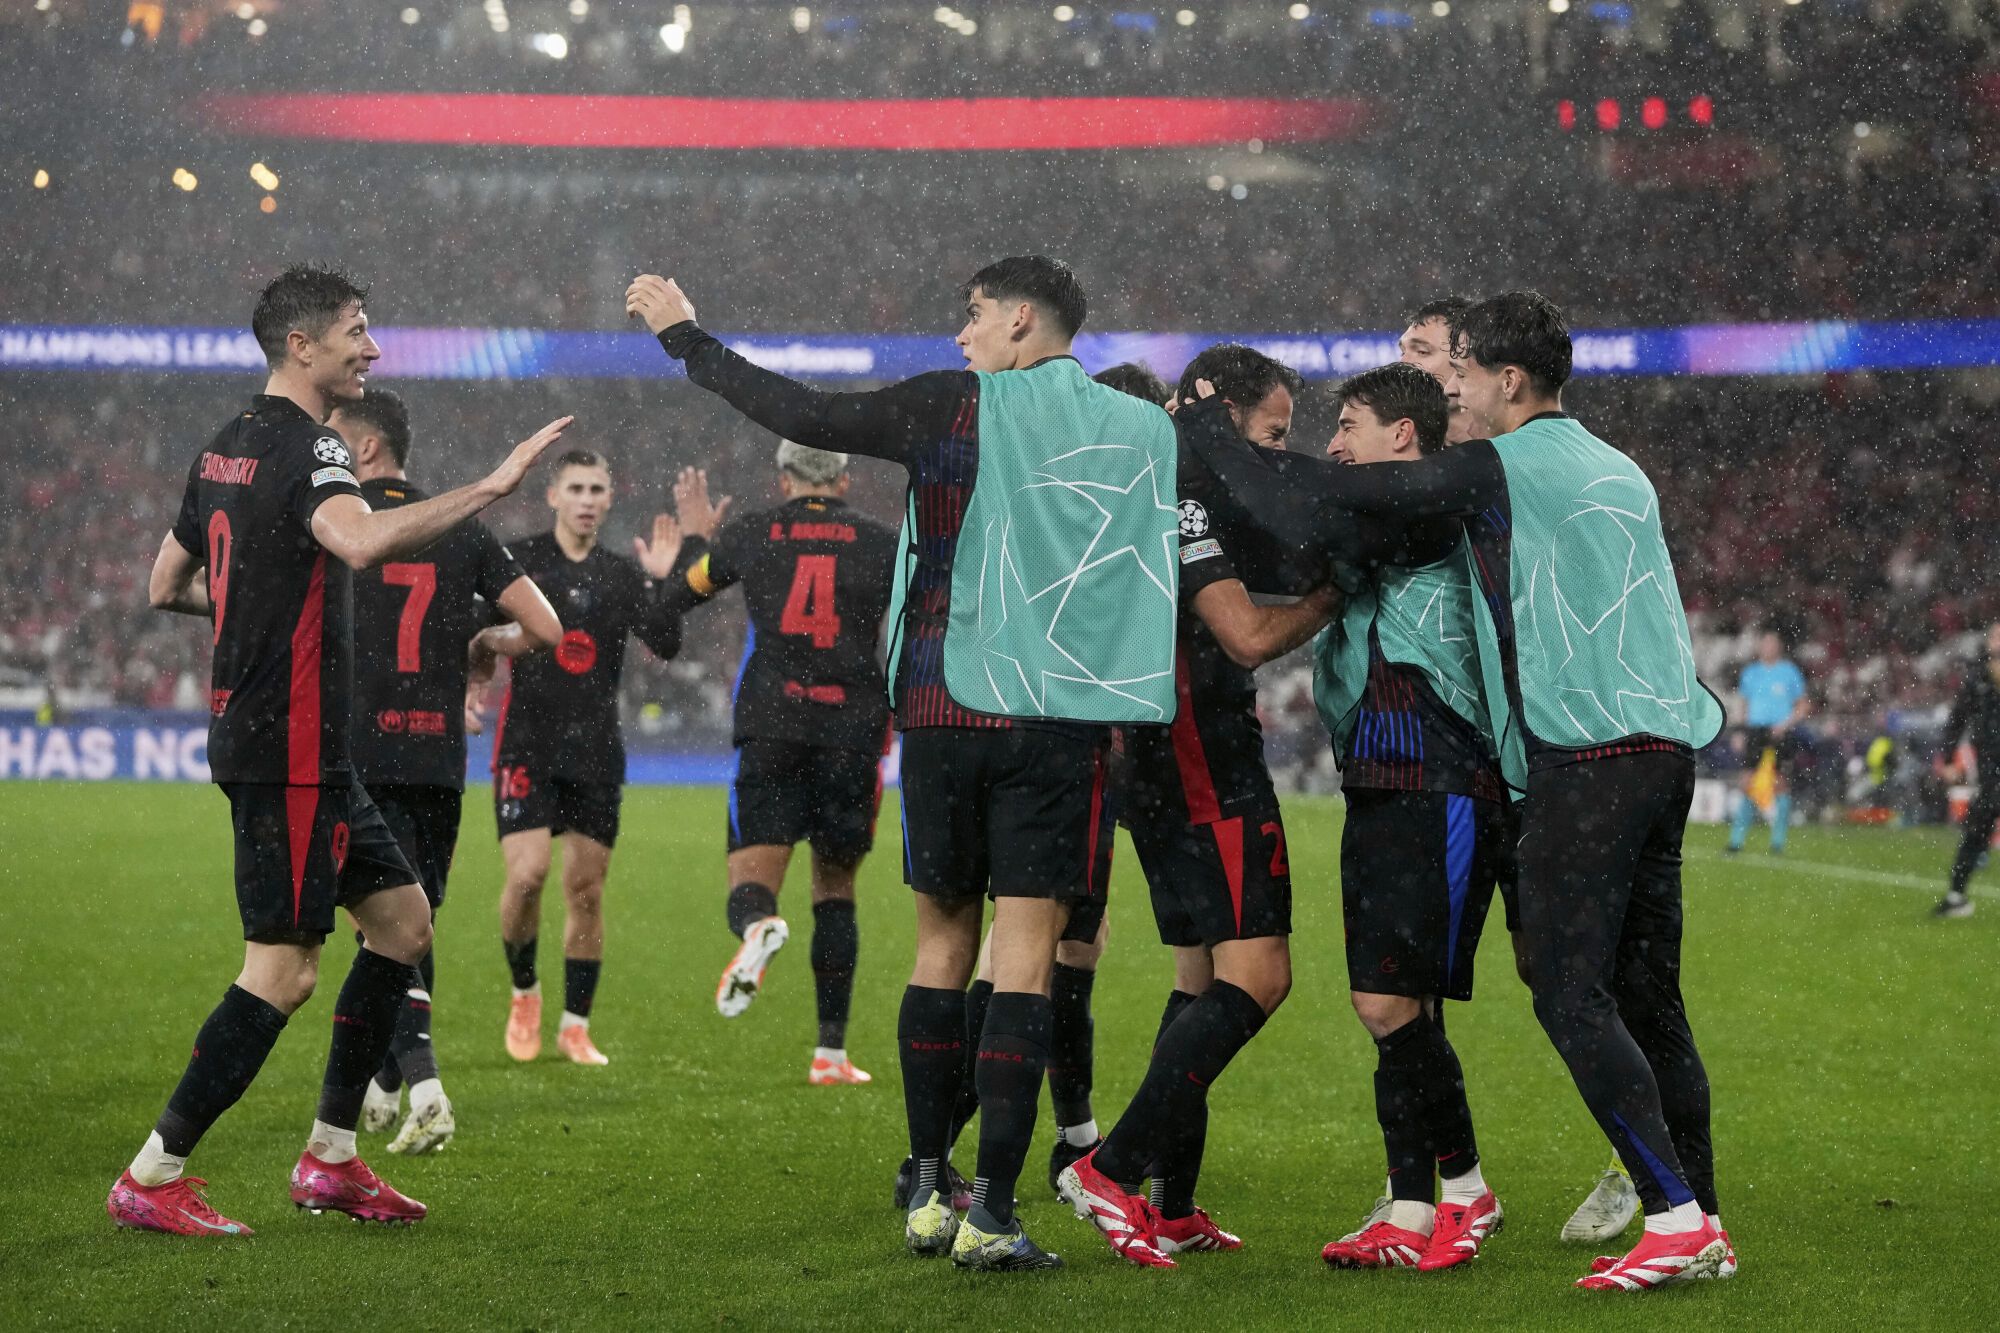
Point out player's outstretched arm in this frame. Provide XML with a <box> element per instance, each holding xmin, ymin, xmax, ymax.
<box><xmin>1191</xmin><ymin>579</ymin><xmax>1344</xmax><ymax>670</ymax></box>
<box><xmin>147</xmin><ymin>531</ymin><xmax>211</xmax><ymax>617</ymax></box>
<box><xmin>311</xmin><ymin>416</ymin><xmax>574</xmax><ymax>570</ymax></box>
<box><xmin>627</xmin><ymin>274</ymin><xmax>954</xmax><ymax>466</ymax></box>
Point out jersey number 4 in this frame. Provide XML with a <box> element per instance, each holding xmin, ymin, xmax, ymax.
<box><xmin>779</xmin><ymin>554</ymin><xmax>842</xmax><ymax>649</ymax></box>
<box><xmin>382</xmin><ymin>563</ymin><xmax>437</xmax><ymax>673</ymax></box>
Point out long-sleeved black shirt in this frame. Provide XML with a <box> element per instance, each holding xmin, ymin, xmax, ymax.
<box><xmin>1943</xmin><ymin>665</ymin><xmax>2000</xmax><ymax>767</ymax></box>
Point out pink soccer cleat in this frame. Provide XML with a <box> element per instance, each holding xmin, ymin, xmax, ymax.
<box><xmin>1055</xmin><ymin>1149</ymin><xmax>1176</xmax><ymax>1269</ymax></box>
<box><xmin>1322</xmin><ymin>1220</ymin><xmax>1431</xmax><ymax>1269</ymax></box>
<box><xmin>1591</xmin><ymin>1227</ymin><xmax>1736</xmax><ymax>1281</ymax></box>
<box><xmin>1418</xmin><ymin>1190</ymin><xmax>1504</xmax><ymax>1271</ymax></box>
<box><xmin>1153</xmin><ymin>1206</ymin><xmax>1242</xmax><ymax>1253</ymax></box>
<box><xmin>808</xmin><ymin>1054</ymin><xmax>872</xmax><ymax>1085</ymax></box>
<box><xmin>107</xmin><ymin>1171</ymin><xmax>252</xmax><ymax>1237</ymax></box>
<box><xmin>289</xmin><ymin>1151</ymin><xmax>427</xmax><ymax>1225</ymax></box>
<box><xmin>1576</xmin><ymin>1222</ymin><xmax>1725</xmax><ymax>1290</ymax></box>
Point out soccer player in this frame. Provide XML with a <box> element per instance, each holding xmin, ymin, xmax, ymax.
<box><xmin>1934</xmin><ymin>621</ymin><xmax>2000</xmax><ymax>918</ymax></box>
<box><xmin>1412</xmin><ymin>305</ymin><xmax>1641</xmax><ymax>1249</ymax></box>
<box><xmin>628</xmin><ymin>257</ymin><xmax>1183</xmax><ymax>1272</ymax></box>
<box><xmin>113</xmin><ymin>263</ymin><xmax>569</xmax><ymax>1234</ymax></box>
<box><xmin>1185</xmin><ymin>292</ymin><xmax>1732</xmax><ymax>1291</ymax></box>
<box><xmin>669</xmin><ymin>447</ymin><xmax>896</xmax><ymax>1084</ymax></box>
<box><xmin>1726</xmin><ymin>630</ymin><xmax>1810</xmax><ymax>855</ymax></box>
<box><xmin>1061</xmin><ymin>345</ymin><xmax>1341</xmax><ymax>1268</ymax></box>
<box><xmin>494</xmin><ymin>449</ymin><xmax>688</xmax><ymax>1066</ymax></box>
<box><xmin>1397</xmin><ymin>296</ymin><xmax>1481</xmax><ymax>445</ymax></box>
<box><xmin>1309</xmin><ymin>363</ymin><xmax>1507</xmax><ymax>1273</ymax></box>
<box><xmin>331</xmin><ymin>388</ymin><xmax>562</xmax><ymax>1154</ymax></box>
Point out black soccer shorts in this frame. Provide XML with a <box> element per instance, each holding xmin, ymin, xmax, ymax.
<box><xmin>493</xmin><ymin>765</ymin><xmax>622</xmax><ymax>848</ymax></box>
<box><xmin>1130</xmin><ymin>806</ymin><xmax>1293</xmax><ymax>948</ymax></box>
<box><xmin>224</xmin><ymin>780</ymin><xmax>417</xmax><ymax>946</ymax></box>
<box><xmin>898</xmin><ymin>725</ymin><xmax>1113</xmax><ymax>912</ymax></box>
<box><xmin>728</xmin><ymin>738</ymin><xmax>884</xmax><ymax>866</ymax></box>
<box><xmin>1740</xmin><ymin>725</ymin><xmax>1801</xmax><ymax>779</ymax></box>
<box><xmin>1340</xmin><ymin>787</ymin><xmax>1507</xmax><ymax>1002</ymax></box>
<box><xmin>368</xmin><ymin>783</ymin><xmax>464</xmax><ymax>913</ymax></box>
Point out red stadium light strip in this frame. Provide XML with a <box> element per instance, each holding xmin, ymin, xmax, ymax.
<box><xmin>1595</xmin><ymin>99</ymin><xmax>1621</xmax><ymax>132</ymax></box>
<box><xmin>193</xmin><ymin>93</ymin><xmax>1378</xmax><ymax>150</ymax></box>
<box><xmin>1641</xmin><ymin>97</ymin><xmax>1667</xmax><ymax>130</ymax></box>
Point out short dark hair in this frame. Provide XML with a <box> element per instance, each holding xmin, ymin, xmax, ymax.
<box><xmin>1453</xmin><ymin>290</ymin><xmax>1572</xmax><ymax>396</ymax></box>
<box><xmin>554</xmin><ymin>448</ymin><xmax>609</xmax><ymax>476</ymax></box>
<box><xmin>1176</xmin><ymin>343</ymin><xmax>1304</xmax><ymax>413</ymax></box>
<box><xmin>252</xmin><ymin>263</ymin><xmax>369</xmax><ymax>369</ymax></box>
<box><xmin>1093</xmin><ymin>362</ymin><xmax>1170</xmax><ymax>405</ymax></box>
<box><xmin>961</xmin><ymin>256</ymin><xmax>1087</xmax><ymax>339</ymax></box>
<box><xmin>335</xmin><ymin>388</ymin><xmax>412</xmax><ymax>469</ymax></box>
<box><xmin>1404</xmin><ymin>295</ymin><xmax>1471</xmax><ymax>332</ymax></box>
<box><xmin>1333</xmin><ymin>363</ymin><xmax>1448</xmax><ymax>455</ymax></box>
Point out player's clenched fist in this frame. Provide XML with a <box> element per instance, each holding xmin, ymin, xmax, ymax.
<box><xmin>626</xmin><ymin>275</ymin><xmax>698</xmax><ymax>334</ymax></box>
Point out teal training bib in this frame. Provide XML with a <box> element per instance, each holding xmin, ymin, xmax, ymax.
<box><xmin>941</xmin><ymin>358</ymin><xmax>1182</xmax><ymax>723</ymax></box>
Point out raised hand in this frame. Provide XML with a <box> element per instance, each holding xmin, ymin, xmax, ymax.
<box><xmin>487</xmin><ymin>416</ymin><xmax>574</xmax><ymax>498</ymax></box>
<box><xmin>673</xmin><ymin>466</ymin><xmax>733</xmax><ymax>541</ymax></box>
<box><xmin>634</xmin><ymin>512</ymin><xmax>685</xmax><ymax>579</ymax></box>
<box><xmin>626</xmin><ymin>275</ymin><xmax>698</xmax><ymax>335</ymax></box>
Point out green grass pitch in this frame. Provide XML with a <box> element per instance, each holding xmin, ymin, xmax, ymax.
<box><xmin>0</xmin><ymin>782</ymin><xmax>1991</xmax><ymax>1329</ymax></box>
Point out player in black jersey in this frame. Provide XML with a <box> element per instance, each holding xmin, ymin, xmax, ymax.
<box><xmin>1064</xmin><ymin>346</ymin><xmax>1343</xmax><ymax>1266</ymax></box>
<box><xmin>329</xmin><ymin>389</ymin><xmax>562</xmax><ymax>1155</ymax></box>
<box><xmin>494</xmin><ymin>448</ymin><xmax>687</xmax><ymax>1067</ymax></box>
<box><xmin>668</xmin><ymin>445</ymin><xmax>897</xmax><ymax>1084</ymax></box>
<box><xmin>111</xmin><ymin>263</ymin><xmax>570</xmax><ymax>1235</ymax></box>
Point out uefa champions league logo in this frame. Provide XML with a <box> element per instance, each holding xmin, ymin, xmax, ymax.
<box><xmin>313</xmin><ymin>436</ymin><xmax>352</xmax><ymax>467</ymax></box>
<box><xmin>1177</xmin><ymin>500</ymin><xmax>1209</xmax><ymax>538</ymax></box>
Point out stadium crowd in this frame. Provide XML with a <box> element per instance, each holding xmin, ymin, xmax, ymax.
<box><xmin>7</xmin><ymin>369</ymin><xmax>1993</xmax><ymax>804</ymax></box>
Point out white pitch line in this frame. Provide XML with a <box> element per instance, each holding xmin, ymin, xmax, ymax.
<box><xmin>1686</xmin><ymin>849</ymin><xmax>1980</xmax><ymax>896</ymax></box>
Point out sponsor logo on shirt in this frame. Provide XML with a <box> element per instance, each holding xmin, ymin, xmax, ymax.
<box><xmin>556</xmin><ymin>629</ymin><xmax>598</xmax><ymax>675</ymax></box>
<box><xmin>311</xmin><ymin>466</ymin><xmax>358</xmax><ymax>488</ymax></box>
<box><xmin>1180</xmin><ymin>538</ymin><xmax>1222</xmax><ymax>564</ymax></box>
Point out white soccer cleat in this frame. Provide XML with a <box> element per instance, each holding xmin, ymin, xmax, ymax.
<box><xmin>1338</xmin><ymin>1193</ymin><xmax>1393</xmax><ymax>1244</ymax></box>
<box><xmin>1563</xmin><ymin>1161</ymin><xmax>1640</xmax><ymax>1244</ymax></box>
<box><xmin>715</xmin><ymin>917</ymin><xmax>789</xmax><ymax>1017</ymax></box>
<box><xmin>387</xmin><ymin>1092</ymin><xmax>456</xmax><ymax>1156</ymax></box>
<box><xmin>361</xmin><ymin>1078</ymin><xmax>402</xmax><ymax>1133</ymax></box>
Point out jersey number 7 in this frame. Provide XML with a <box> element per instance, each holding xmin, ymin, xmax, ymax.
<box><xmin>382</xmin><ymin>563</ymin><xmax>437</xmax><ymax>673</ymax></box>
<box><xmin>779</xmin><ymin>554</ymin><xmax>842</xmax><ymax>650</ymax></box>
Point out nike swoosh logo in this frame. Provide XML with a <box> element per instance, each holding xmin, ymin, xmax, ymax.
<box><xmin>178</xmin><ymin>1208</ymin><xmax>241</xmax><ymax>1234</ymax></box>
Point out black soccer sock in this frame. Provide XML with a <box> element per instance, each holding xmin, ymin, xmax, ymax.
<box><xmin>898</xmin><ymin>985</ymin><xmax>967</xmax><ymax>1202</ymax></box>
<box><xmin>1096</xmin><ymin>981</ymin><xmax>1267</xmax><ymax>1188</ymax></box>
<box><xmin>1373</xmin><ymin>1014</ymin><xmax>1478</xmax><ymax>1203</ymax></box>
<box><xmin>389</xmin><ymin>949</ymin><xmax>440</xmax><ymax>1089</ymax></box>
<box><xmin>504</xmin><ymin>934</ymin><xmax>538</xmax><ymax>991</ymax></box>
<box><xmin>153</xmin><ymin>985</ymin><xmax>289</xmax><ymax>1157</ymax></box>
<box><xmin>970</xmin><ymin>990</ymin><xmax>1053</xmax><ymax>1229</ymax></box>
<box><xmin>948</xmin><ymin>978</ymin><xmax>996</xmax><ymax>1150</ymax></box>
<box><xmin>1048</xmin><ymin>962</ymin><xmax>1097</xmax><ymax>1128</ymax></box>
<box><xmin>1148</xmin><ymin>987</ymin><xmax>1205</xmax><ymax>1215</ymax></box>
<box><xmin>727</xmin><ymin>882</ymin><xmax>780</xmax><ymax>939</ymax></box>
<box><xmin>1155</xmin><ymin>989</ymin><xmax>1199</xmax><ymax>1050</ymax></box>
<box><xmin>375</xmin><ymin>948</ymin><xmax>438</xmax><ymax>1093</ymax></box>
<box><xmin>563</xmin><ymin>957</ymin><xmax>602</xmax><ymax>1019</ymax></box>
<box><xmin>810</xmin><ymin>900</ymin><xmax>859</xmax><ymax>1049</ymax></box>
<box><xmin>316</xmin><ymin>949</ymin><xmax>416</xmax><ymax>1132</ymax></box>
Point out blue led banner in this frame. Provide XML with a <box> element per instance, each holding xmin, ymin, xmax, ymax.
<box><xmin>3</xmin><ymin>319</ymin><xmax>1995</xmax><ymax>381</ymax></box>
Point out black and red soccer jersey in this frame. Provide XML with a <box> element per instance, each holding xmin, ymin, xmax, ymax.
<box><xmin>492</xmin><ymin>532</ymin><xmax>682</xmax><ymax>784</ymax></box>
<box><xmin>681</xmin><ymin>495</ymin><xmax>896</xmax><ymax>753</ymax></box>
<box><xmin>1122</xmin><ymin>512</ymin><xmax>1275</xmax><ymax>829</ymax></box>
<box><xmin>170</xmin><ymin>394</ymin><xmax>364</xmax><ymax>785</ymax></box>
<box><xmin>349</xmin><ymin>478</ymin><xmax>526</xmax><ymax>790</ymax></box>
